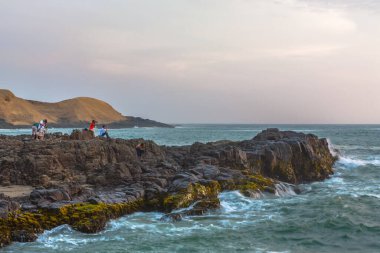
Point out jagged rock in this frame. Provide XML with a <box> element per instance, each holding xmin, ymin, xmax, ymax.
<box><xmin>0</xmin><ymin>129</ymin><xmax>336</xmax><ymax>248</ymax></box>
<box><xmin>70</xmin><ymin>129</ymin><xmax>94</xmax><ymax>140</ymax></box>
<box><xmin>29</xmin><ymin>185</ymin><xmax>93</xmax><ymax>207</ymax></box>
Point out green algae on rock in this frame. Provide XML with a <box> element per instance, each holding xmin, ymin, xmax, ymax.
<box><xmin>0</xmin><ymin>199</ymin><xmax>144</xmax><ymax>247</ymax></box>
<box><xmin>218</xmin><ymin>173</ymin><xmax>276</xmax><ymax>197</ymax></box>
<box><xmin>163</xmin><ymin>181</ymin><xmax>221</xmax><ymax>212</ymax></box>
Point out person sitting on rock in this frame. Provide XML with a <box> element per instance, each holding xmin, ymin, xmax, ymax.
<box><xmin>99</xmin><ymin>125</ymin><xmax>110</xmax><ymax>138</ymax></box>
<box><xmin>136</xmin><ymin>142</ymin><xmax>145</xmax><ymax>160</ymax></box>
<box><xmin>32</xmin><ymin>119</ymin><xmax>47</xmax><ymax>140</ymax></box>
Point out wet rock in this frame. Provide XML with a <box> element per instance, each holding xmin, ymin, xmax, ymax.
<box><xmin>11</xmin><ymin>230</ymin><xmax>38</xmax><ymax>242</ymax></box>
<box><xmin>161</xmin><ymin>197</ymin><xmax>220</xmax><ymax>221</ymax></box>
<box><xmin>160</xmin><ymin>213</ymin><xmax>182</xmax><ymax>222</ymax></box>
<box><xmin>192</xmin><ymin>198</ymin><xmax>220</xmax><ymax>210</ymax></box>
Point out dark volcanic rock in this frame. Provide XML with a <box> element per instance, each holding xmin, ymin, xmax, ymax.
<box><xmin>29</xmin><ymin>185</ymin><xmax>93</xmax><ymax>208</ymax></box>
<box><xmin>69</xmin><ymin>129</ymin><xmax>94</xmax><ymax>140</ymax></box>
<box><xmin>250</xmin><ymin>128</ymin><xmax>336</xmax><ymax>183</ymax></box>
<box><xmin>0</xmin><ymin>128</ymin><xmax>336</xmax><ymax>199</ymax></box>
<box><xmin>0</xmin><ymin>128</ymin><xmax>336</xmax><ymax>248</ymax></box>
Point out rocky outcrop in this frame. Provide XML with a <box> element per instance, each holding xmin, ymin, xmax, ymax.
<box><xmin>0</xmin><ymin>128</ymin><xmax>337</xmax><ymax>247</ymax></box>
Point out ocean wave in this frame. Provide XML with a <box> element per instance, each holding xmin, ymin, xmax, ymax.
<box><xmin>334</xmin><ymin>144</ymin><xmax>380</xmax><ymax>151</ymax></box>
<box><xmin>290</xmin><ymin>129</ymin><xmax>320</xmax><ymax>132</ymax></box>
<box><xmin>219</xmin><ymin>191</ymin><xmax>260</xmax><ymax>213</ymax></box>
<box><xmin>326</xmin><ymin>138</ymin><xmax>339</xmax><ymax>157</ymax></box>
<box><xmin>336</xmin><ymin>156</ymin><xmax>380</xmax><ymax>168</ymax></box>
<box><xmin>36</xmin><ymin>225</ymin><xmax>87</xmax><ymax>250</ymax></box>
<box><xmin>327</xmin><ymin>138</ymin><xmax>380</xmax><ymax>168</ymax></box>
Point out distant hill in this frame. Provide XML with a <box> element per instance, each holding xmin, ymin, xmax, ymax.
<box><xmin>0</xmin><ymin>89</ymin><xmax>172</xmax><ymax>128</ymax></box>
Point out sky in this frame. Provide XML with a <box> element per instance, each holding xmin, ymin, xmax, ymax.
<box><xmin>0</xmin><ymin>0</ymin><xmax>379</xmax><ymax>124</ymax></box>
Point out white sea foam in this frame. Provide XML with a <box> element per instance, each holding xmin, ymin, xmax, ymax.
<box><xmin>327</xmin><ymin>176</ymin><xmax>344</xmax><ymax>184</ymax></box>
<box><xmin>334</xmin><ymin>144</ymin><xmax>380</xmax><ymax>151</ymax></box>
<box><xmin>327</xmin><ymin>138</ymin><xmax>339</xmax><ymax>157</ymax></box>
<box><xmin>327</xmin><ymin>138</ymin><xmax>380</xmax><ymax>168</ymax></box>
<box><xmin>363</xmin><ymin>193</ymin><xmax>380</xmax><ymax>199</ymax></box>
<box><xmin>219</xmin><ymin>191</ymin><xmax>260</xmax><ymax>213</ymax></box>
<box><xmin>275</xmin><ymin>183</ymin><xmax>297</xmax><ymax>197</ymax></box>
<box><xmin>36</xmin><ymin>225</ymin><xmax>90</xmax><ymax>250</ymax></box>
<box><xmin>336</xmin><ymin>156</ymin><xmax>380</xmax><ymax>168</ymax></box>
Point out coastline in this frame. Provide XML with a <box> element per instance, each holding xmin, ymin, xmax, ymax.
<box><xmin>0</xmin><ymin>118</ymin><xmax>174</xmax><ymax>130</ymax></box>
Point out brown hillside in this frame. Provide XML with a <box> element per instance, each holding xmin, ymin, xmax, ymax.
<box><xmin>0</xmin><ymin>89</ymin><xmax>125</xmax><ymax>126</ymax></box>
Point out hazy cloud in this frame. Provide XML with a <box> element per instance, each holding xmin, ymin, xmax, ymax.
<box><xmin>0</xmin><ymin>0</ymin><xmax>379</xmax><ymax>123</ymax></box>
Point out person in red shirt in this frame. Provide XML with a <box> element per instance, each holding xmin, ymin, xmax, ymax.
<box><xmin>89</xmin><ymin>120</ymin><xmax>96</xmax><ymax>132</ymax></box>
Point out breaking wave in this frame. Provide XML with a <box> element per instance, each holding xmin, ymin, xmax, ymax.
<box><xmin>337</xmin><ymin>156</ymin><xmax>380</xmax><ymax>168</ymax></box>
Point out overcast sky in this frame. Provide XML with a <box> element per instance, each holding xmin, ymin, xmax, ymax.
<box><xmin>1</xmin><ymin>0</ymin><xmax>379</xmax><ymax>124</ymax></box>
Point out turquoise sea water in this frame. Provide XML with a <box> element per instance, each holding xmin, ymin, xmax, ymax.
<box><xmin>2</xmin><ymin>124</ymin><xmax>380</xmax><ymax>253</ymax></box>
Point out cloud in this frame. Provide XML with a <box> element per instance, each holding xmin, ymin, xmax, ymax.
<box><xmin>0</xmin><ymin>0</ymin><xmax>379</xmax><ymax>123</ymax></box>
<box><xmin>266</xmin><ymin>44</ymin><xmax>346</xmax><ymax>57</ymax></box>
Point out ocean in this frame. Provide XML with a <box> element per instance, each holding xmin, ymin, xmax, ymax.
<box><xmin>1</xmin><ymin>124</ymin><xmax>380</xmax><ymax>253</ymax></box>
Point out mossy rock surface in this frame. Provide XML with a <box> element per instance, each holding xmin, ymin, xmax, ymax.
<box><xmin>219</xmin><ymin>173</ymin><xmax>276</xmax><ymax>197</ymax></box>
<box><xmin>163</xmin><ymin>181</ymin><xmax>221</xmax><ymax>212</ymax></box>
<box><xmin>0</xmin><ymin>199</ymin><xmax>145</xmax><ymax>247</ymax></box>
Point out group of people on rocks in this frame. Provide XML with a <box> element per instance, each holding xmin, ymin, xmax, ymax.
<box><xmin>31</xmin><ymin>119</ymin><xmax>145</xmax><ymax>159</ymax></box>
<box><xmin>88</xmin><ymin>120</ymin><xmax>145</xmax><ymax>159</ymax></box>
<box><xmin>87</xmin><ymin>120</ymin><xmax>110</xmax><ymax>138</ymax></box>
<box><xmin>31</xmin><ymin>119</ymin><xmax>110</xmax><ymax>140</ymax></box>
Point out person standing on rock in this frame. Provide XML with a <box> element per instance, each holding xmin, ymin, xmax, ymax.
<box><xmin>99</xmin><ymin>125</ymin><xmax>110</xmax><ymax>139</ymax></box>
<box><xmin>32</xmin><ymin>119</ymin><xmax>47</xmax><ymax>140</ymax></box>
<box><xmin>136</xmin><ymin>142</ymin><xmax>145</xmax><ymax>160</ymax></box>
<box><xmin>88</xmin><ymin>120</ymin><xmax>97</xmax><ymax>136</ymax></box>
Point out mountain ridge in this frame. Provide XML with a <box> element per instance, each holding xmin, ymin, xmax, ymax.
<box><xmin>0</xmin><ymin>89</ymin><xmax>172</xmax><ymax>128</ymax></box>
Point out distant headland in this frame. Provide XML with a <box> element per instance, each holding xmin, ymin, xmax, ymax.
<box><xmin>0</xmin><ymin>89</ymin><xmax>173</xmax><ymax>128</ymax></box>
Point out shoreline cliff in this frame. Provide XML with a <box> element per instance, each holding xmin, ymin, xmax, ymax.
<box><xmin>0</xmin><ymin>128</ymin><xmax>337</xmax><ymax>247</ymax></box>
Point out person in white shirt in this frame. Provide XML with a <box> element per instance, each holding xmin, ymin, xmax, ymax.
<box><xmin>99</xmin><ymin>125</ymin><xmax>110</xmax><ymax>138</ymax></box>
<box><xmin>32</xmin><ymin>119</ymin><xmax>47</xmax><ymax>140</ymax></box>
